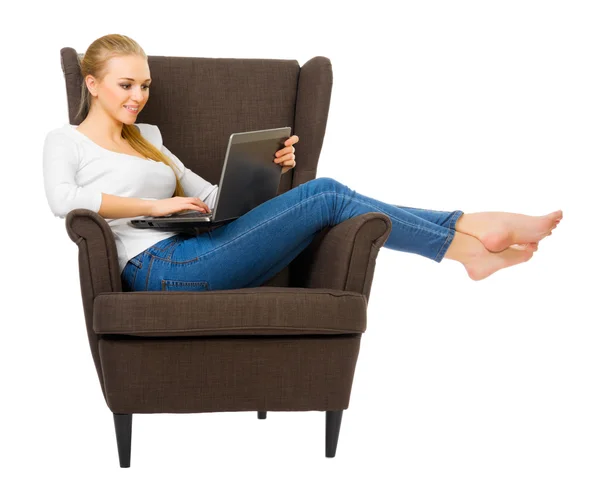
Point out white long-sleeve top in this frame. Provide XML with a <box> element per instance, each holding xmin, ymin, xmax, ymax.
<box><xmin>43</xmin><ymin>123</ymin><xmax>219</xmax><ymax>276</ymax></box>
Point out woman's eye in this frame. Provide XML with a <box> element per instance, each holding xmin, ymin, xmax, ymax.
<box><xmin>120</xmin><ymin>84</ymin><xmax>150</xmax><ymax>90</ymax></box>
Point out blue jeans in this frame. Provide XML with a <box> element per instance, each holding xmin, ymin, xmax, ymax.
<box><xmin>121</xmin><ymin>177</ymin><xmax>464</xmax><ymax>292</ymax></box>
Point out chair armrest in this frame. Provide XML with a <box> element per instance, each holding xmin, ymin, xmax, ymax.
<box><xmin>65</xmin><ymin>209</ymin><xmax>122</xmax><ymax>394</ymax></box>
<box><xmin>65</xmin><ymin>209</ymin><xmax>122</xmax><ymax>296</ymax></box>
<box><xmin>65</xmin><ymin>209</ymin><xmax>391</xmax><ymax>306</ymax></box>
<box><xmin>290</xmin><ymin>212</ymin><xmax>392</xmax><ymax>301</ymax></box>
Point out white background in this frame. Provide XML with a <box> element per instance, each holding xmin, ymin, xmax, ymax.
<box><xmin>1</xmin><ymin>0</ymin><xmax>598</xmax><ymax>484</ymax></box>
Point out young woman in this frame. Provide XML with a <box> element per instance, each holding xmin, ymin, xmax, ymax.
<box><xmin>43</xmin><ymin>34</ymin><xmax>562</xmax><ymax>291</ymax></box>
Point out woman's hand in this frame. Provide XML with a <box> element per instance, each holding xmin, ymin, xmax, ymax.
<box><xmin>274</xmin><ymin>135</ymin><xmax>299</xmax><ymax>175</ymax></box>
<box><xmin>149</xmin><ymin>196</ymin><xmax>210</xmax><ymax>217</ymax></box>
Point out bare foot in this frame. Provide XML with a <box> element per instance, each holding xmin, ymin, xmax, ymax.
<box><xmin>445</xmin><ymin>231</ymin><xmax>537</xmax><ymax>280</ymax></box>
<box><xmin>464</xmin><ymin>243</ymin><xmax>536</xmax><ymax>281</ymax></box>
<box><xmin>456</xmin><ymin>210</ymin><xmax>562</xmax><ymax>252</ymax></box>
<box><xmin>511</xmin><ymin>242</ymin><xmax>539</xmax><ymax>252</ymax></box>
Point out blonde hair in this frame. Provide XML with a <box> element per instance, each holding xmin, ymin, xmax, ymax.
<box><xmin>75</xmin><ymin>34</ymin><xmax>186</xmax><ymax>197</ymax></box>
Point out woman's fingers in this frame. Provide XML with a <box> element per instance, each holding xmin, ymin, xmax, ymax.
<box><xmin>188</xmin><ymin>197</ymin><xmax>208</xmax><ymax>212</ymax></box>
<box><xmin>285</xmin><ymin>135</ymin><xmax>299</xmax><ymax>145</ymax></box>
<box><xmin>274</xmin><ymin>152</ymin><xmax>295</xmax><ymax>164</ymax></box>
<box><xmin>275</xmin><ymin>145</ymin><xmax>295</xmax><ymax>161</ymax></box>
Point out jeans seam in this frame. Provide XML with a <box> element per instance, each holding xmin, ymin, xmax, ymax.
<box><xmin>434</xmin><ymin>211</ymin><xmax>462</xmax><ymax>262</ymax></box>
<box><xmin>161</xmin><ymin>279</ymin><xmax>210</xmax><ymax>291</ymax></box>
<box><xmin>144</xmin><ymin>254</ymin><xmax>203</xmax><ymax>264</ymax></box>
<box><xmin>353</xmin><ymin>196</ymin><xmax>448</xmax><ymax>237</ymax></box>
<box><xmin>146</xmin><ymin>237</ymin><xmax>180</xmax><ymax>258</ymax></box>
<box><xmin>434</xmin><ymin>229</ymin><xmax>454</xmax><ymax>262</ymax></box>
<box><xmin>450</xmin><ymin>210</ymin><xmax>464</xmax><ymax>231</ymax></box>
<box><xmin>145</xmin><ymin>255</ymin><xmax>155</xmax><ymax>291</ymax></box>
<box><xmin>131</xmin><ymin>266</ymin><xmax>139</xmax><ymax>289</ymax></box>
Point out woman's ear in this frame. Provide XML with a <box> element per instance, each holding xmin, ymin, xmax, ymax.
<box><xmin>85</xmin><ymin>75</ymin><xmax>97</xmax><ymax>97</ymax></box>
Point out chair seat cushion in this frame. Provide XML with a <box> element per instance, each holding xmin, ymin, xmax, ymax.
<box><xmin>93</xmin><ymin>287</ymin><xmax>367</xmax><ymax>337</ymax></box>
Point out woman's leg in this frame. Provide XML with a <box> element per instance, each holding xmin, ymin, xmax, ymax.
<box><xmin>392</xmin><ymin>205</ymin><xmax>459</xmax><ymax>228</ymax></box>
<box><xmin>205</xmin><ymin>177</ymin><xmax>463</xmax><ymax>261</ymax></box>
<box><xmin>130</xmin><ymin>177</ymin><xmax>464</xmax><ymax>292</ymax></box>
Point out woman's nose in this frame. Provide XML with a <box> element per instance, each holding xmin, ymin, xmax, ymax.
<box><xmin>131</xmin><ymin>88</ymin><xmax>145</xmax><ymax>101</ymax></box>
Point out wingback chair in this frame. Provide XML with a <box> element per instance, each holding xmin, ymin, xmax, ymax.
<box><xmin>59</xmin><ymin>47</ymin><xmax>392</xmax><ymax>468</ymax></box>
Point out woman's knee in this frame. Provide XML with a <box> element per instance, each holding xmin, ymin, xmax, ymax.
<box><xmin>305</xmin><ymin>177</ymin><xmax>344</xmax><ymax>194</ymax></box>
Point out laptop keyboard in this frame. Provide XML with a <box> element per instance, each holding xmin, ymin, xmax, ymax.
<box><xmin>157</xmin><ymin>210</ymin><xmax>212</xmax><ymax>219</ymax></box>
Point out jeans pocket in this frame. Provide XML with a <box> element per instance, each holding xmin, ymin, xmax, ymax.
<box><xmin>161</xmin><ymin>279</ymin><xmax>210</xmax><ymax>292</ymax></box>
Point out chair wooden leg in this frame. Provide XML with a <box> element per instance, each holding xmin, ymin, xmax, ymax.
<box><xmin>325</xmin><ymin>410</ymin><xmax>343</xmax><ymax>458</ymax></box>
<box><xmin>113</xmin><ymin>413</ymin><xmax>132</xmax><ymax>468</ymax></box>
<box><xmin>257</xmin><ymin>411</ymin><xmax>267</xmax><ymax>419</ymax></box>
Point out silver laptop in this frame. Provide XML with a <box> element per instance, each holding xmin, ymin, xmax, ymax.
<box><xmin>129</xmin><ymin>126</ymin><xmax>291</xmax><ymax>231</ymax></box>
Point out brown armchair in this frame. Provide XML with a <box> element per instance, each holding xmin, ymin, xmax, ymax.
<box><xmin>60</xmin><ymin>47</ymin><xmax>392</xmax><ymax>468</ymax></box>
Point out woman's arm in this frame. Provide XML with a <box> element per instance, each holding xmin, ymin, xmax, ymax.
<box><xmin>43</xmin><ymin>131</ymin><xmax>104</xmax><ymax>218</ymax></box>
<box><xmin>43</xmin><ymin>131</ymin><xmax>156</xmax><ymax>219</ymax></box>
<box><xmin>97</xmin><ymin>193</ymin><xmax>155</xmax><ymax>219</ymax></box>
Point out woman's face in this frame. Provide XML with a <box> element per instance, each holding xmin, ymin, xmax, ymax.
<box><xmin>87</xmin><ymin>55</ymin><xmax>151</xmax><ymax>124</ymax></box>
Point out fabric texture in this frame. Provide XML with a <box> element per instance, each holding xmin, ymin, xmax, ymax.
<box><xmin>94</xmin><ymin>287</ymin><xmax>368</xmax><ymax>337</ymax></box>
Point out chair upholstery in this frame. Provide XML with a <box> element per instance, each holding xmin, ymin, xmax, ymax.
<box><xmin>60</xmin><ymin>47</ymin><xmax>392</xmax><ymax>467</ymax></box>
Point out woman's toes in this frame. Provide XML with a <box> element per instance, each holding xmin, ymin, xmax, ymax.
<box><xmin>523</xmin><ymin>242</ymin><xmax>539</xmax><ymax>252</ymax></box>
